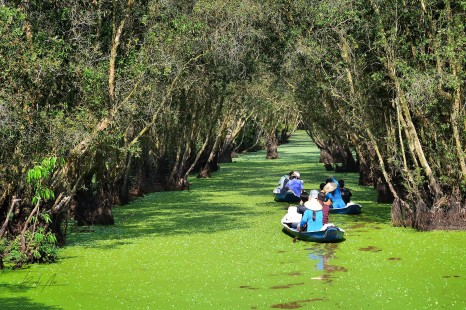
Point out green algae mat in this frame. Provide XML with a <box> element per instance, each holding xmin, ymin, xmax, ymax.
<box><xmin>1</xmin><ymin>131</ymin><xmax>465</xmax><ymax>309</ymax></box>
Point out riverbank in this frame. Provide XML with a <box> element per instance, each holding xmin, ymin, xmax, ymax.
<box><xmin>0</xmin><ymin>131</ymin><xmax>465</xmax><ymax>309</ymax></box>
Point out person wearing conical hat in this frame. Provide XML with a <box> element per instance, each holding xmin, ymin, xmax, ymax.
<box><xmin>323</xmin><ymin>176</ymin><xmax>346</xmax><ymax>209</ymax></box>
<box><xmin>297</xmin><ymin>194</ymin><xmax>324</xmax><ymax>232</ymax></box>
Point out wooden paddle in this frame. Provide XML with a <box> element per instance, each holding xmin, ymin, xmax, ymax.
<box><xmin>293</xmin><ymin>223</ymin><xmax>306</xmax><ymax>243</ymax></box>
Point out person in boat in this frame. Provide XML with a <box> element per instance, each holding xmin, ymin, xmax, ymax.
<box><xmin>277</xmin><ymin>171</ymin><xmax>294</xmax><ymax>193</ymax></box>
<box><xmin>323</xmin><ymin>176</ymin><xmax>346</xmax><ymax>209</ymax></box>
<box><xmin>317</xmin><ymin>191</ymin><xmax>331</xmax><ymax>224</ymax></box>
<box><xmin>338</xmin><ymin>179</ymin><xmax>352</xmax><ymax>205</ymax></box>
<box><xmin>297</xmin><ymin>191</ymin><xmax>310</xmax><ymax>215</ymax></box>
<box><xmin>297</xmin><ymin>195</ymin><xmax>324</xmax><ymax>232</ymax></box>
<box><xmin>285</xmin><ymin>171</ymin><xmax>304</xmax><ymax>197</ymax></box>
<box><xmin>298</xmin><ymin>189</ymin><xmax>321</xmax><ymax>215</ymax></box>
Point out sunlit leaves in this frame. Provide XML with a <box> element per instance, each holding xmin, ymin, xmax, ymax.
<box><xmin>26</xmin><ymin>156</ymin><xmax>64</xmax><ymax>204</ymax></box>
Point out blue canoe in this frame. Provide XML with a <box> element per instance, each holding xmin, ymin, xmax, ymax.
<box><xmin>273</xmin><ymin>188</ymin><xmax>301</xmax><ymax>203</ymax></box>
<box><xmin>281</xmin><ymin>212</ymin><xmax>345</xmax><ymax>243</ymax></box>
<box><xmin>329</xmin><ymin>203</ymin><xmax>362</xmax><ymax>215</ymax></box>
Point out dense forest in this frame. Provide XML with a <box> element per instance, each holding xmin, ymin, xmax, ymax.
<box><xmin>0</xmin><ymin>0</ymin><xmax>464</xmax><ymax>267</ymax></box>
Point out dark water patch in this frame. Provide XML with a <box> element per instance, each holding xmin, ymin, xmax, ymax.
<box><xmin>0</xmin><ymin>297</ymin><xmax>61</xmax><ymax>309</ymax></box>
<box><xmin>310</xmin><ymin>264</ymin><xmax>348</xmax><ymax>283</ymax></box>
<box><xmin>359</xmin><ymin>246</ymin><xmax>382</xmax><ymax>252</ymax></box>
<box><xmin>240</xmin><ymin>285</ymin><xmax>259</xmax><ymax>290</ymax></box>
<box><xmin>388</xmin><ymin>257</ymin><xmax>401</xmax><ymax>261</ymax></box>
<box><xmin>442</xmin><ymin>275</ymin><xmax>460</xmax><ymax>278</ymax></box>
<box><xmin>284</xmin><ymin>272</ymin><xmax>303</xmax><ymax>276</ymax></box>
<box><xmin>325</xmin><ymin>264</ymin><xmax>348</xmax><ymax>273</ymax></box>
<box><xmin>271</xmin><ymin>298</ymin><xmax>324</xmax><ymax>309</ymax></box>
<box><xmin>277</xmin><ymin>250</ymin><xmax>287</xmax><ymax>253</ymax></box>
<box><xmin>372</xmin><ymin>226</ymin><xmax>383</xmax><ymax>229</ymax></box>
<box><xmin>270</xmin><ymin>282</ymin><xmax>304</xmax><ymax>289</ymax></box>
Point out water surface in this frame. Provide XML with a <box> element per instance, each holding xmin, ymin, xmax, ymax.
<box><xmin>0</xmin><ymin>131</ymin><xmax>465</xmax><ymax>309</ymax></box>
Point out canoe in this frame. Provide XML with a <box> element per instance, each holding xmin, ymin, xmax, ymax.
<box><xmin>273</xmin><ymin>188</ymin><xmax>301</xmax><ymax>203</ymax></box>
<box><xmin>280</xmin><ymin>208</ymin><xmax>345</xmax><ymax>242</ymax></box>
<box><xmin>329</xmin><ymin>203</ymin><xmax>362</xmax><ymax>215</ymax></box>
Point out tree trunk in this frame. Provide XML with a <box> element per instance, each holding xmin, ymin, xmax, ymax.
<box><xmin>375</xmin><ymin>176</ymin><xmax>394</xmax><ymax>203</ymax></box>
<box><xmin>370</xmin><ymin>0</ymin><xmax>442</xmax><ymax>201</ymax></box>
<box><xmin>365</xmin><ymin>128</ymin><xmax>414</xmax><ymax>224</ymax></box>
<box><xmin>356</xmin><ymin>149</ymin><xmax>373</xmax><ymax>186</ymax></box>
<box><xmin>265</xmin><ymin>133</ymin><xmax>278</xmax><ymax>159</ymax></box>
<box><xmin>218</xmin><ymin>142</ymin><xmax>234</xmax><ymax>163</ymax></box>
<box><xmin>109</xmin><ymin>0</ymin><xmax>135</xmax><ymax>107</ymax></box>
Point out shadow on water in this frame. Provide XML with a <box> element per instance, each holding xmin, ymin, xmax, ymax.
<box><xmin>0</xmin><ymin>281</ymin><xmax>61</xmax><ymax>310</ymax></box>
<box><xmin>66</xmin><ymin>193</ymin><xmax>260</xmax><ymax>249</ymax></box>
<box><xmin>0</xmin><ymin>297</ymin><xmax>61</xmax><ymax>310</ymax></box>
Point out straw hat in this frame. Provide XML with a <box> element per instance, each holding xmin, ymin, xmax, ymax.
<box><xmin>304</xmin><ymin>198</ymin><xmax>322</xmax><ymax>211</ymax></box>
<box><xmin>323</xmin><ymin>182</ymin><xmax>337</xmax><ymax>193</ymax></box>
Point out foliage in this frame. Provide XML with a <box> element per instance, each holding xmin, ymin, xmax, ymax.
<box><xmin>0</xmin><ymin>0</ymin><xmax>465</xmax><ymax>271</ymax></box>
<box><xmin>26</xmin><ymin>157</ymin><xmax>64</xmax><ymax>205</ymax></box>
<box><xmin>1</xmin><ymin>230</ymin><xmax>58</xmax><ymax>267</ymax></box>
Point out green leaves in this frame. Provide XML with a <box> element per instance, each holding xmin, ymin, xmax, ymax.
<box><xmin>26</xmin><ymin>156</ymin><xmax>64</xmax><ymax>204</ymax></box>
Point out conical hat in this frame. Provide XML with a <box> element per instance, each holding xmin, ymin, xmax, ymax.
<box><xmin>304</xmin><ymin>198</ymin><xmax>322</xmax><ymax>211</ymax></box>
<box><xmin>323</xmin><ymin>182</ymin><xmax>337</xmax><ymax>193</ymax></box>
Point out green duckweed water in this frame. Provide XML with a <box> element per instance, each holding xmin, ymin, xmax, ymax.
<box><xmin>1</xmin><ymin>131</ymin><xmax>465</xmax><ymax>309</ymax></box>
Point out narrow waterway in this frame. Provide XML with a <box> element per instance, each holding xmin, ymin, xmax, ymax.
<box><xmin>1</xmin><ymin>131</ymin><xmax>465</xmax><ymax>309</ymax></box>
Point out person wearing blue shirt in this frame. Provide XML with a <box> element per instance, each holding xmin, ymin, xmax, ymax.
<box><xmin>323</xmin><ymin>176</ymin><xmax>346</xmax><ymax>209</ymax></box>
<box><xmin>298</xmin><ymin>198</ymin><xmax>324</xmax><ymax>232</ymax></box>
<box><xmin>285</xmin><ymin>171</ymin><xmax>304</xmax><ymax>197</ymax></box>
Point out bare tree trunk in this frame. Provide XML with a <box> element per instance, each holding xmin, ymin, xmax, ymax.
<box><xmin>218</xmin><ymin>117</ymin><xmax>247</xmax><ymax>163</ymax></box>
<box><xmin>265</xmin><ymin>132</ymin><xmax>279</xmax><ymax>159</ymax></box>
<box><xmin>0</xmin><ymin>197</ymin><xmax>20</xmax><ymax>240</ymax></box>
<box><xmin>109</xmin><ymin>0</ymin><xmax>135</xmax><ymax>107</ymax></box>
<box><xmin>366</xmin><ymin>128</ymin><xmax>414</xmax><ymax>224</ymax></box>
<box><xmin>184</xmin><ymin>136</ymin><xmax>210</xmax><ymax>180</ymax></box>
<box><xmin>199</xmin><ymin>129</ymin><xmax>224</xmax><ymax>178</ymax></box>
<box><xmin>20</xmin><ymin>200</ymin><xmax>41</xmax><ymax>253</ymax></box>
<box><xmin>355</xmin><ymin>146</ymin><xmax>373</xmax><ymax>186</ymax></box>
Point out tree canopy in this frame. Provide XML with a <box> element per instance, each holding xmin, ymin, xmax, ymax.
<box><xmin>0</xmin><ymin>0</ymin><xmax>464</xmax><ymax>267</ymax></box>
